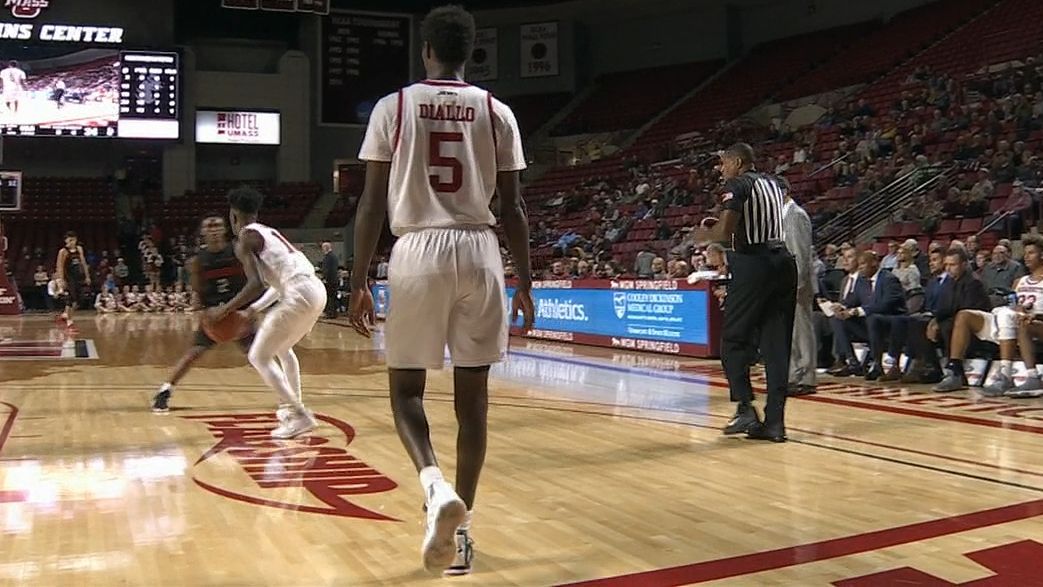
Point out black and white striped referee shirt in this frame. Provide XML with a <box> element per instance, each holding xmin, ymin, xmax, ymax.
<box><xmin>720</xmin><ymin>171</ymin><xmax>786</xmax><ymax>248</ymax></box>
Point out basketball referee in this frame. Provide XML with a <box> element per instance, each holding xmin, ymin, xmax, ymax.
<box><xmin>693</xmin><ymin>143</ymin><xmax>797</xmax><ymax>443</ymax></box>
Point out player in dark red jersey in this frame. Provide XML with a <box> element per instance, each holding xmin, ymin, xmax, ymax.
<box><xmin>151</xmin><ymin>214</ymin><xmax>253</xmax><ymax>413</ymax></box>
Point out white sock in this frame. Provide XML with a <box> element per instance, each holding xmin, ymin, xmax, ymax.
<box><xmin>459</xmin><ymin>510</ymin><xmax>473</xmax><ymax>532</ymax></box>
<box><xmin>1001</xmin><ymin>360</ymin><xmax>1013</xmax><ymax>377</ymax></box>
<box><xmin>419</xmin><ymin>466</ymin><xmax>444</xmax><ymax>494</ymax></box>
<box><xmin>160</xmin><ymin>382</ymin><xmax>173</xmax><ymax>392</ymax></box>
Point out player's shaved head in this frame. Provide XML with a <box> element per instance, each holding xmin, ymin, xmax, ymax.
<box><xmin>421</xmin><ymin>4</ymin><xmax>476</xmax><ymax>69</ymax></box>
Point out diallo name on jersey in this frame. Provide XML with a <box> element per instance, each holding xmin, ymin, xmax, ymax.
<box><xmin>418</xmin><ymin>103</ymin><xmax>476</xmax><ymax>122</ymax></box>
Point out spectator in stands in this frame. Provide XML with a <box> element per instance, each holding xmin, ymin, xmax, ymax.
<box><xmin>982</xmin><ymin>243</ymin><xmax>1025</xmax><ymax>293</ymax></box>
<box><xmin>376</xmin><ymin>256</ymin><xmax>389</xmax><ymax>279</ymax></box>
<box><xmin>892</xmin><ymin>242</ymin><xmax>922</xmax><ymax>294</ymax></box>
<box><xmin>669</xmin><ymin>261</ymin><xmax>689</xmax><ymax>279</ymax></box>
<box><xmin>924</xmin><ymin>248</ymin><xmax>992</xmax><ymax>390</ymax></box>
<box><xmin>655</xmin><ymin>220</ymin><xmax>672</xmax><ymax>241</ymax></box>
<box><xmin>904</xmin><ymin>239</ymin><xmax>929</xmax><ymax>278</ymax></box>
<box><xmin>576</xmin><ymin>260</ymin><xmax>592</xmax><ymax>279</ymax></box>
<box><xmin>651</xmin><ymin>257</ymin><xmax>667</xmax><ymax>280</ymax></box>
<box><xmin>30</xmin><ymin>265</ymin><xmax>48</xmax><ymax>310</ymax></box>
<box><xmin>46</xmin><ymin>273</ymin><xmax>61</xmax><ymax>313</ymax></box>
<box><xmin>634</xmin><ymin>247</ymin><xmax>655</xmax><ymax>279</ymax></box>
<box><xmin>974</xmin><ymin>249</ymin><xmax>989</xmax><ymax>278</ymax></box>
<box><xmin>113</xmin><ymin>257</ymin><xmax>129</xmax><ymax>287</ymax></box>
<box><xmin>881</xmin><ymin>242</ymin><xmax>900</xmax><ymax>270</ymax></box>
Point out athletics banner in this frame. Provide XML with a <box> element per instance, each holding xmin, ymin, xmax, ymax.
<box><xmin>370</xmin><ymin>279</ymin><xmax>721</xmax><ymax>358</ymax></box>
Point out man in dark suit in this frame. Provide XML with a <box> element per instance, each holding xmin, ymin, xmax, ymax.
<box><xmin>321</xmin><ymin>241</ymin><xmax>339</xmax><ymax>318</ymax></box>
<box><xmin>828</xmin><ymin>251</ymin><xmax>906</xmax><ymax>376</ymax></box>
<box><xmin>888</xmin><ymin>249</ymin><xmax>948</xmax><ymax>384</ymax></box>
<box><xmin>927</xmin><ymin>247</ymin><xmax>992</xmax><ymax>391</ymax></box>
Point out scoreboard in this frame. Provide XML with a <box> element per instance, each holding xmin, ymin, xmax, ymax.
<box><xmin>117</xmin><ymin>51</ymin><xmax>180</xmax><ymax>139</ymax></box>
<box><xmin>0</xmin><ymin>48</ymin><xmax>180</xmax><ymax>140</ymax></box>
<box><xmin>320</xmin><ymin>10</ymin><xmax>411</xmax><ymax>125</ymax></box>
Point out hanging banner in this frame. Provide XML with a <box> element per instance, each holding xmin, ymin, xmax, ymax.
<box><xmin>221</xmin><ymin>0</ymin><xmax>260</xmax><ymax>9</ymax></box>
<box><xmin>467</xmin><ymin>27</ymin><xmax>497</xmax><ymax>82</ymax></box>
<box><xmin>520</xmin><ymin>22</ymin><xmax>558</xmax><ymax>78</ymax></box>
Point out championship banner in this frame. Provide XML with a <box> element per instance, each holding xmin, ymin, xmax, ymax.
<box><xmin>520</xmin><ymin>22</ymin><xmax>558</xmax><ymax>78</ymax></box>
<box><xmin>221</xmin><ymin>0</ymin><xmax>260</xmax><ymax>9</ymax></box>
<box><xmin>370</xmin><ymin>279</ymin><xmax>722</xmax><ymax>358</ymax></box>
<box><xmin>467</xmin><ymin>27</ymin><xmax>498</xmax><ymax>82</ymax></box>
<box><xmin>259</xmin><ymin>0</ymin><xmax>295</xmax><ymax>11</ymax></box>
<box><xmin>296</xmin><ymin>0</ymin><xmax>330</xmax><ymax>14</ymax></box>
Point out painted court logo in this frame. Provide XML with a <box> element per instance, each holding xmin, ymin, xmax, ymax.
<box><xmin>182</xmin><ymin>412</ymin><xmax>399</xmax><ymax>521</ymax></box>
<box><xmin>5</xmin><ymin>0</ymin><xmax>49</xmax><ymax>19</ymax></box>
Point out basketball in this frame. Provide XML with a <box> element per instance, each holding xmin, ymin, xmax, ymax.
<box><xmin>202</xmin><ymin>310</ymin><xmax>252</xmax><ymax>343</ymax></box>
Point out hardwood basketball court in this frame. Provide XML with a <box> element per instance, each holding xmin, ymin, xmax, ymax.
<box><xmin>1</xmin><ymin>313</ymin><xmax>1042</xmax><ymax>585</ymax></box>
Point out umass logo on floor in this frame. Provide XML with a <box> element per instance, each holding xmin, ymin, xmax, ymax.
<box><xmin>181</xmin><ymin>412</ymin><xmax>399</xmax><ymax>520</ymax></box>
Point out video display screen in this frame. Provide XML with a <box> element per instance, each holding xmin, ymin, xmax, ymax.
<box><xmin>0</xmin><ymin>45</ymin><xmax>179</xmax><ymax>139</ymax></box>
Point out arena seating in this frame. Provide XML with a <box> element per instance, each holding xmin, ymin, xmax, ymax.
<box><xmin>504</xmin><ymin>92</ymin><xmax>574</xmax><ymax>137</ymax></box>
<box><xmin>774</xmin><ymin>0</ymin><xmax>997</xmax><ymax>101</ymax></box>
<box><xmin>159</xmin><ymin>180</ymin><xmax>322</xmax><ymax>233</ymax></box>
<box><xmin>550</xmin><ymin>60</ymin><xmax>723</xmax><ymax>136</ymax></box>
<box><xmin>630</xmin><ymin>22</ymin><xmax>874</xmax><ymax>155</ymax></box>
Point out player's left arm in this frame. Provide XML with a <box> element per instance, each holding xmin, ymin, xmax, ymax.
<box><xmin>211</xmin><ymin>230</ymin><xmax>266</xmax><ymax>322</ymax></box>
<box><xmin>77</xmin><ymin>246</ymin><xmax>90</xmax><ymax>285</ymax></box>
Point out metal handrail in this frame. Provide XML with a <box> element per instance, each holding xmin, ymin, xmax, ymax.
<box><xmin>807</xmin><ymin>152</ymin><xmax>851</xmax><ymax>179</ymax></box>
<box><xmin>818</xmin><ymin>163</ymin><xmax>955</xmax><ymax>245</ymax></box>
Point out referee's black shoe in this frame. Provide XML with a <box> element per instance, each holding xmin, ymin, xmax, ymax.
<box><xmin>746</xmin><ymin>421</ymin><xmax>787</xmax><ymax>443</ymax></box>
<box><xmin>723</xmin><ymin>403</ymin><xmax>760</xmax><ymax>435</ymax></box>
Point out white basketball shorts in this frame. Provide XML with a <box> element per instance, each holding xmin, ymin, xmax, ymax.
<box><xmin>251</xmin><ymin>274</ymin><xmax>326</xmax><ymax>358</ymax></box>
<box><xmin>965</xmin><ymin>307</ymin><xmax>1019</xmax><ymax>344</ymax></box>
<box><xmin>385</xmin><ymin>227</ymin><xmax>507</xmax><ymax>369</ymax></box>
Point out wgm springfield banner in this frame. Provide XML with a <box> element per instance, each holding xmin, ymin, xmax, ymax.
<box><xmin>370</xmin><ymin>279</ymin><xmax>720</xmax><ymax>358</ymax></box>
<box><xmin>467</xmin><ymin>27</ymin><xmax>497</xmax><ymax>82</ymax></box>
<box><xmin>519</xmin><ymin>22</ymin><xmax>558</xmax><ymax>78</ymax></box>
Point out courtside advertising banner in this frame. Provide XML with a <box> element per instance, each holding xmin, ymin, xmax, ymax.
<box><xmin>371</xmin><ymin>279</ymin><xmax>721</xmax><ymax>358</ymax></box>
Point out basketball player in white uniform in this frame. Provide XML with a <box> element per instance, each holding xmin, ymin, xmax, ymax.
<box><xmin>936</xmin><ymin>235</ymin><xmax>1043</xmax><ymax>395</ymax></box>
<box><xmin>348</xmin><ymin>5</ymin><xmax>534</xmax><ymax>576</ymax></box>
<box><xmin>208</xmin><ymin>186</ymin><xmax>327</xmax><ymax>439</ymax></box>
<box><xmin>1</xmin><ymin>60</ymin><xmax>26</xmax><ymax>115</ymax></box>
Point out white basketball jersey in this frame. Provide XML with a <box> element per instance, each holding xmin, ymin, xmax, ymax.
<box><xmin>243</xmin><ymin>222</ymin><xmax>315</xmax><ymax>291</ymax></box>
<box><xmin>1016</xmin><ymin>276</ymin><xmax>1043</xmax><ymax>315</ymax></box>
<box><xmin>1</xmin><ymin>67</ymin><xmax>25</xmax><ymax>91</ymax></box>
<box><xmin>358</xmin><ymin>80</ymin><xmax>527</xmax><ymax>236</ymax></box>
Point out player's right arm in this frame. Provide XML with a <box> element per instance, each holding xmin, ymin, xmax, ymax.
<box><xmin>210</xmin><ymin>231</ymin><xmax>265</xmax><ymax>322</ymax></box>
<box><xmin>348</xmin><ymin>93</ymin><xmax>396</xmax><ymax>337</ymax></box>
<box><xmin>492</xmin><ymin>97</ymin><xmax>535</xmax><ymax>330</ymax></box>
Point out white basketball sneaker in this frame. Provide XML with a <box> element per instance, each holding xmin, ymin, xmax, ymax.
<box><xmin>421</xmin><ymin>482</ymin><xmax>467</xmax><ymax>572</ymax></box>
<box><xmin>443</xmin><ymin>529</ymin><xmax>474</xmax><ymax>576</ymax></box>
<box><xmin>270</xmin><ymin>408</ymin><xmax>316</xmax><ymax>439</ymax></box>
<box><xmin>276</xmin><ymin>404</ymin><xmax>293</xmax><ymax>424</ymax></box>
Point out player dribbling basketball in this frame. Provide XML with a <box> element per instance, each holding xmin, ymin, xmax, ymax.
<box><xmin>349</xmin><ymin>4</ymin><xmax>535</xmax><ymax>575</ymax></box>
<box><xmin>208</xmin><ymin>187</ymin><xmax>326</xmax><ymax>439</ymax></box>
<box><xmin>152</xmin><ymin>214</ymin><xmax>254</xmax><ymax>413</ymax></box>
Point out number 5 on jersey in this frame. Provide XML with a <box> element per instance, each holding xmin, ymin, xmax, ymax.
<box><xmin>429</xmin><ymin>132</ymin><xmax>463</xmax><ymax>193</ymax></box>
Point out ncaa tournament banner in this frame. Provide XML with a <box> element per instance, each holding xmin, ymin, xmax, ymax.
<box><xmin>467</xmin><ymin>28</ymin><xmax>498</xmax><ymax>82</ymax></box>
<box><xmin>520</xmin><ymin>22</ymin><xmax>559</xmax><ymax>78</ymax></box>
<box><xmin>370</xmin><ymin>280</ymin><xmax>721</xmax><ymax>358</ymax></box>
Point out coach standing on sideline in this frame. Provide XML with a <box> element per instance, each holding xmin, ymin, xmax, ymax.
<box><xmin>780</xmin><ymin>179</ymin><xmax>816</xmax><ymax>396</ymax></box>
<box><xmin>693</xmin><ymin>143</ymin><xmax>797</xmax><ymax>443</ymax></box>
<box><xmin>321</xmin><ymin>241</ymin><xmax>339</xmax><ymax>318</ymax></box>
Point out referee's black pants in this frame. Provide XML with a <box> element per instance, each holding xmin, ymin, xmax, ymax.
<box><xmin>721</xmin><ymin>247</ymin><xmax>797</xmax><ymax>427</ymax></box>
